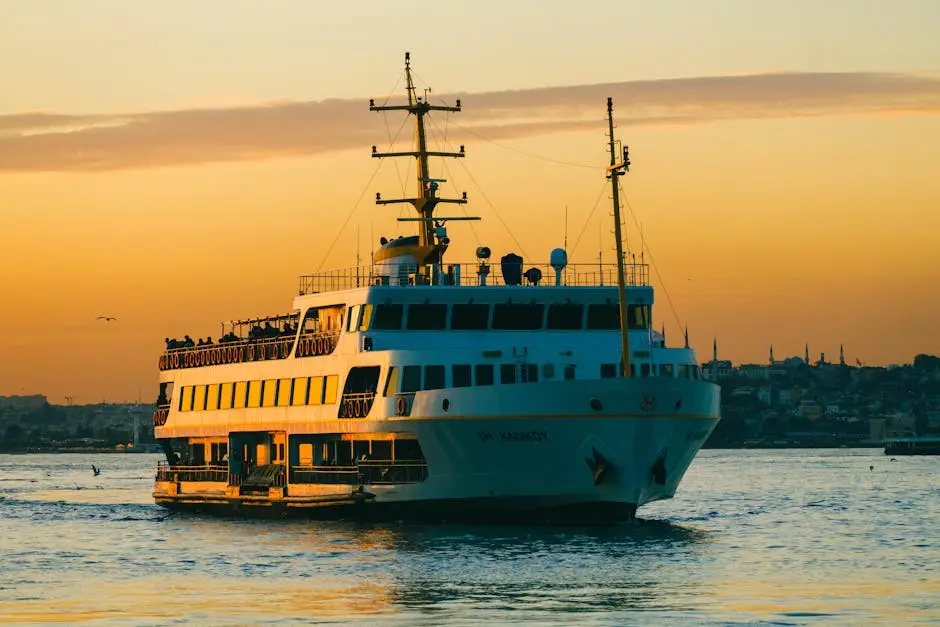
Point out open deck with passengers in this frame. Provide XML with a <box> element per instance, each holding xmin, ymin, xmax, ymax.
<box><xmin>150</xmin><ymin>53</ymin><xmax>720</xmax><ymax>522</ymax></box>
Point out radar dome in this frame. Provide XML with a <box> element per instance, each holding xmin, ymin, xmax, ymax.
<box><xmin>550</xmin><ymin>248</ymin><xmax>568</xmax><ymax>270</ymax></box>
<box><xmin>476</xmin><ymin>246</ymin><xmax>491</xmax><ymax>260</ymax></box>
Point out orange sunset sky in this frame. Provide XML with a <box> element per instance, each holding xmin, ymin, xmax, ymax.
<box><xmin>2</xmin><ymin>1</ymin><xmax>939</xmax><ymax>404</ymax></box>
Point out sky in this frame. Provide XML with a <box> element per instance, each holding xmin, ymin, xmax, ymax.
<box><xmin>1</xmin><ymin>0</ymin><xmax>939</xmax><ymax>403</ymax></box>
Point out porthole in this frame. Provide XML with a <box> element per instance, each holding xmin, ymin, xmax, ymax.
<box><xmin>589</xmin><ymin>398</ymin><xmax>603</xmax><ymax>412</ymax></box>
<box><xmin>442</xmin><ymin>398</ymin><xmax>451</xmax><ymax>412</ymax></box>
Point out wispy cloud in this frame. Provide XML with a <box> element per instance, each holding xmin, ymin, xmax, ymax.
<box><xmin>1</xmin><ymin>72</ymin><xmax>938</xmax><ymax>173</ymax></box>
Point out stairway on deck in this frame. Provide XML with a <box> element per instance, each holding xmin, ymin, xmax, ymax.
<box><xmin>240</xmin><ymin>464</ymin><xmax>284</xmax><ymax>494</ymax></box>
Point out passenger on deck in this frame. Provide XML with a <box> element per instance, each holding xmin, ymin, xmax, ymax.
<box><xmin>197</xmin><ymin>338</ymin><xmax>204</xmax><ymax>346</ymax></box>
<box><xmin>183</xmin><ymin>335</ymin><xmax>195</xmax><ymax>347</ymax></box>
<box><xmin>249</xmin><ymin>325</ymin><xmax>263</xmax><ymax>339</ymax></box>
<box><xmin>205</xmin><ymin>336</ymin><xmax>213</xmax><ymax>344</ymax></box>
<box><xmin>264</xmin><ymin>322</ymin><xmax>278</xmax><ymax>338</ymax></box>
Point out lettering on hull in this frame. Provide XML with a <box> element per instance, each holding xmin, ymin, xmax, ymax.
<box><xmin>477</xmin><ymin>430</ymin><xmax>548</xmax><ymax>443</ymax></box>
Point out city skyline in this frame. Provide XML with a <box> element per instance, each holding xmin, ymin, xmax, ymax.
<box><xmin>2</xmin><ymin>1</ymin><xmax>939</xmax><ymax>402</ymax></box>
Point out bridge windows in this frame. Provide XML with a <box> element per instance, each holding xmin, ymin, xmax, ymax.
<box><xmin>475</xmin><ymin>364</ymin><xmax>494</xmax><ymax>386</ymax></box>
<box><xmin>407</xmin><ymin>304</ymin><xmax>447</xmax><ymax>330</ymax></box>
<box><xmin>424</xmin><ymin>365</ymin><xmax>446</xmax><ymax>390</ymax></box>
<box><xmin>500</xmin><ymin>363</ymin><xmax>517</xmax><ymax>384</ymax></box>
<box><xmin>628</xmin><ymin>304</ymin><xmax>651</xmax><ymax>330</ymax></box>
<box><xmin>358</xmin><ymin>305</ymin><xmax>373</xmax><ymax>331</ymax></box>
<box><xmin>372</xmin><ymin>304</ymin><xmax>404</xmax><ymax>330</ymax></box>
<box><xmin>452</xmin><ymin>364</ymin><xmax>472</xmax><ymax>388</ymax></box>
<box><xmin>451</xmin><ymin>303</ymin><xmax>489</xmax><ymax>329</ymax></box>
<box><xmin>493</xmin><ymin>303</ymin><xmax>544</xmax><ymax>330</ymax></box>
<box><xmin>587</xmin><ymin>304</ymin><xmax>620</xmax><ymax>330</ymax></box>
<box><xmin>401</xmin><ymin>365</ymin><xmax>422</xmax><ymax>393</ymax></box>
<box><xmin>547</xmin><ymin>303</ymin><xmax>583</xmax><ymax>330</ymax></box>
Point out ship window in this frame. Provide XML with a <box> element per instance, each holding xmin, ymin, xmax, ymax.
<box><xmin>234</xmin><ymin>381</ymin><xmax>248</xmax><ymax>408</ymax></box>
<box><xmin>261</xmin><ymin>379</ymin><xmax>276</xmax><ymax>407</ymax></box>
<box><xmin>324</xmin><ymin>375</ymin><xmax>339</xmax><ymax>404</ymax></box>
<box><xmin>220</xmin><ymin>382</ymin><xmax>234</xmax><ymax>409</ymax></box>
<box><xmin>384</xmin><ymin>367</ymin><xmax>399</xmax><ymax>397</ymax></box>
<box><xmin>522</xmin><ymin>364</ymin><xmax>538</xmax><ymax>383</ymax></box>
<box><xmin>628</xmin><ymin>304</ymin><xmax>651</xmax><ymax>330</ymax></box>
<box><xmin>678</xmin><ymin>365</ymin><xmax>693</xmax><ymax>379</ymax></box>
<box><xmin>500</xmin><ymin>364</ymin><xmax>517</xmax><ymax>384</ymax></box>
<box><xmin>359</xmin><ymin>305</ymin><xmax>374</xmax><ymax>331</ymax></box>
<box><xmin>493</xmin><ymin>303</ymin><xmax>544</xmax><ymax>330</ymax></box>
<box><xmin>247</xmin><ymin>380</ymin><xmax>263</xmax><ymax>408</ymax></box>
<box><xmin>475</xmin><ymin>364</ymin><xmax>494</xmax><ymax>386</ymax></box>
<box><xmin>206</xmin><ymin>384</ymin><xmax>220</xmax><ymax>411</ymax></box>
<box><xmin>308</xmin><ymin>376</ymin><xmax>324</xmax><ymax>405</ymax></box>
<box><xmin>345</xmin><ymin>306</ymin><xmax>356</xmax><ymax>332</ymax></box>
<box><xmin>451</xmin><ymin>303</ymin><xmax>489</xmax><ymax>330</ymax></box>
<box><xmin>193</xmin><ymin>385</ymin><xmax>207</xmax><ymax>411</ymax></box>
<box><xmin>407</xmin><ymin>304</ymin><xmax>447</xmax><ymax>330</ymax></box>
<box><xmin>298</xmin><ymin>443</ymin><xmax>314</xmax><ymax>466</ymax></box>
<box><xmin>401</xmin><ymin>366</ymin><xmax>422</xmax><ymax>393</ymax></box>
<box><xmin>601</xmin><ymin>363</ymin><xmax>618</xmax><ymax>378</ymax></box>
<box><xmin>547</xmin><ymin>303</ymin><xmax>583</xmax><ymax>330</ymax></box>
<box><xmin>660</xmin><ymin>364</ymin><xmax>674</xmax><ymax>378</ymax></box>
<box><xmin>564</xmin><ymin>364</ymin><xmax>576</xmax><ymax>380</ymax></box>
<box><xmin>291</xmin><ymin>378</ymin><xmax>309</xmax><ymax>405</ymax></box>
<box><xmin>453</xmin><ymin>364</ymin><xmax>472</xmax><ymax>388</ymax></box>
<box><xmin>180</xmin><ymin>386</ymin><xmax>193</xmax><ymax>412</ymax></box>
<box><xmin>372</xmin><ymin>304</ymin><xmax>403</xmax><ymax>330</ymax></box>
<box><xmin>424</xmin><ymin>365</ymin><xmax>445</xmax><ymax>390</ymax></box>
<box><xmin>641</xmin><ymin>363</ymin><xmax>652</xmax><ymax>377</ymax></box>
<box><xmin>277</xmin><ymin>379</ymin><xmax>292</xmax><ymax>407</ymax></box>
<box><xmin>587</xmin><ymin>304</ymin><xmax>620</xmax><ymax>330</ymax></box>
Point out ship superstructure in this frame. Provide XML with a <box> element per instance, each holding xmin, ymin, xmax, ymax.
<box><xmin>151</xmin><ymin>54</ymin><xmax>720</xmax><ymax>521</ymax></box>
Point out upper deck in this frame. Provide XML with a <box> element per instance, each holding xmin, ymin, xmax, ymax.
<box><xmin>298</xmin><ymin>261</ymin><xmax>650</xmax><ymax>295</ymax></box>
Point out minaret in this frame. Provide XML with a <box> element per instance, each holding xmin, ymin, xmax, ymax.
<box><xmin>839</xmin><ymin>344</ymin><xmax>846</xmax><ymax>366</ymax></box>
<box><xmin>769</xmin><ymin>344</ymin><xmax>775</xmax><ymax>365</ymax></box>
<box><xmin>805</xmin><ymin>343</ymin><xmax>810</xmax><ymax>364</ymax></box>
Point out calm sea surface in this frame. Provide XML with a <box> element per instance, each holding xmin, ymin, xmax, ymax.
<box><xmin>1</xmin><ymin>450</ymin><xmax>937</xmax><ymax>626</ymax></box>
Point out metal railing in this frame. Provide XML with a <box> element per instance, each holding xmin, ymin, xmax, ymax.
<box><xmin>159</xmin><ymin>335</ymin><xmax>296</xmax><ymax>371</ymax></box>
<box><xmin>295</xmin><ymin>332</ymin><xmax>340</xmax><ymax>358</ymax></box>
<box><xmin>298</xmin><ymin>262</ymin><xmax>649</xmax><ymax>294</ymax></box>
<box><xmin>289</xmin><ymin>460</ymin><xmax>428</xmax><ymax>485</ymax></box>
<box><xmin>155</xmin><ymin>462</ymin><xmax>228</xmax><ymax>483</ymax></box>
<box><xmin>338</xmin><ymin>392</ymin><xmax>377</xmax><ymax>418</ymax></box>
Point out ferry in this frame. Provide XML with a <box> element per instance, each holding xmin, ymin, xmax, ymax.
<box><xmin>151</xmin><ymin>54</ymin><xmax>721</xmax><ymax>522</ymax></box>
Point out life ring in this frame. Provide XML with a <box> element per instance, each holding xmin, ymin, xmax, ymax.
<box><xmin>397</xmin><ymin>396</ymin><xmax>407</xmax><ymax>416</ymax></box>
<box><xmin>183</xmin><ymin>353</ymin><xmax>191</xmax><ymax>368</ymax></box>
<box><xmin>172</xmin><ymin>353</ymin><xmax>179</xmax><ymax>368</ymax></box>
<box><xmin>280</xmin><ymin>343</ymin><xmax>289</xmax><ymax>359</ymax></box>
<box><xmin>343</xmin><ymin>400</ymin><xmax>352</xmax><ymax>417</ymax></box>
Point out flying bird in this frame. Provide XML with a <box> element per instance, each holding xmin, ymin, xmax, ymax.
<box><xmin>96</xmin><ymin>316</ymin><xmax>118</xmax><ymax>322</ymax></box>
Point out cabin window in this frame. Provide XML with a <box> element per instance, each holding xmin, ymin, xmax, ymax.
<box><xmin>407</xmin><ymin>304</ymin><xmax>447</xmax><ymax>330</ymax></box>
<box><xmin>424</xmin><ymin>365</ymin><xmax>446</xmax><ymax>390</ymax></box>
<box><xmin>452</xmin><ymin>364</ymin><xmax>472</xmax><ymax>388</ymax></box>
<box><xmin>206</xmin><ymin>384</ymin><xmax>220</xmax><ymax>411</ymax></box>
<box><xmin>660</xmin><ymin>364</ymin><xmax>674</xmax><ymax>378</ymax></box>
<box><xmin>641</xmin><ymin>363</ymin><xmax>652</xmax><ymax>377</ymax></box>
<box><xmin>308</xmin><ymin>377</ymin><xmax>324</xmax><ymax>405</ymax></box>
<box><xmin>493</xmin><ymin>303</ymin><xmax>544</xmax><ymax>330</ymax></box>
<box><xmin>299</xmin><ymin>443</ymin><xmax>314</xmax><ymax>466</ymax></box>
<box><xmin>547</xmin><ymin>303</ymin><xmax>583</xmax><ymax>330</ymax></box>
<box><xmin>262</xmin><ymin>379</ymin><xmax>278</xmax><ymax>407</ymax></box>
<box><xmin>234</xmin><ymin>381</ymin><xmax>248</xmax><ymax>408</ymax></box>
<box><xmin>247</xmin><ymin>380</ymin><xmax>263</xmax><ymax>408</ymax></box>
<box><xmin>372</xmin><ymin>304</ymin><xmax>404</xmax><ymax>330</ymax></box>
<box><xmin>678</xmin><ymin>365</ymin><xmax>694</xmax><ymax>380</ymax></box>
<box><xmin>564</xmin><ymin>364</ymin><xmax>576</xmax><ymax>380</ymax></box>
<box><xmin>220</xmin><ymin>382</ymin><xmax>234</xmax><ymax>409</ymax></box>
<box><xmin>401</xmin><ymin>366</ymin><xmax>422</xmax><ymax>393</ymax></box>
<box><xmin>384</xmin><ymin>367</ymin><xmax>399</xmax><ymax>397</ymax></box>
<box><xmin>451</xmin><ymin>303</ymin><xmax>489</xmax><ymax>330</ymax></box>
<box><xmin>324</xmin><ymin>375</ymin><xmax>339</xmax><ymax>404</ymax></box>
<box><xmin>628</xmin><ymin>304</ymin><xmax>651</xmax><ymax>330</ymax></box>
<box><xmin>180</xmin><ymin>386</ymin><xmax>193</xmax><ymax>412</ymax></box>
<box><xmin>359</xmin><ymin>305</ymin><xmax>374</xmax><ymax>331</ymax></box>
<box><xmin>521</xmin><ymin>364</ymin><xmax>539</xmax><ymax>383</ymax></box>
<box><xmin>291</xmin><ymin>378</ymin><xmax>309</xmax><ymax>405</ymax></box>
<box><xmin>500</xmin><ymin>364</ymin><xmax>517</xmax><ymax>384</ymax></box>
<box><xmin>193</xmin><ymin>385</ymin><xmax>207</xmax><ymax>411</ymax></box>
<box><xmin>587</xmin><ymin>304</ymin><xmax>620</xmax><ymax>330</ymax></box>
<box><xmin>277</xmin><ymin>379</ymin><xmax>292</xmax><ymax>407</ymax></box>
<box><xmin>601</xmin><ymin>363</ymin><xmax>618</xmax><ymax>378</ymax></box>
<box><xmin>475</xmin><ymin>364</ymin><xmax>494</xmax><ymax>386</ymax></box>
<box><xmin>345</xmin><ymin>306</ymin><xmax>356</xmax><ymax>332</ymax></box>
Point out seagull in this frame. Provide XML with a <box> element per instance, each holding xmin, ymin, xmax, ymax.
<box><xmin>92</xmin><ymin>464</ymin><xmax>100</xmax><ymax>476</ymax></box>
<box><xmin>96</xmin><ymin>316</ymin><xmax>118</xmax><ymax>322</ymax></box>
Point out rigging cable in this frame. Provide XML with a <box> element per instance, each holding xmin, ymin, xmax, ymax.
<box><xmin>568</xmin><ymin>179</ymin><xmax>612</xmax><ymax>258</ymax></box>
<box><xmin>315</xmin><ymin>112</ymin><xmax>411</xmax><ymax>271</ymax></box>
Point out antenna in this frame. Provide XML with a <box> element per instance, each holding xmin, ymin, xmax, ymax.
<box><xmin>606</xmin><ymin>97</ymin><xmax>632</xmax><ymax>378</ymax></box>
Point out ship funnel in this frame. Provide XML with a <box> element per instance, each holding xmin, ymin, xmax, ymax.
<box><xmin>550</xmin><ymin>248</ymin><xmax>568</xmax><ymax>286</ymax></box>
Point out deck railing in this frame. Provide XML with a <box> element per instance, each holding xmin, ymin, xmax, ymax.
<box><xmin>289</xmin><ymin>460</ymin><xmax>428</xmax><ymax>485</ymax></box>
<box><xmin>158</xmin><ymin>335</ymin><xmax>297</xmax><ymax>371</ymax></box>
<box><xmin>298</xmin><ymin>262</ymin><xmax>649</xmax><ymax>294</ymax></box>
<box><xmin>155</xmin><ymin>462</ymin><xmax>228</xmax><ymax>483</ymax></box>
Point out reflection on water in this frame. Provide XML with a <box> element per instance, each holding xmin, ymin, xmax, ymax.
<box><xmin>1</xmin><ymin>451</ymin><xmax>938</xmax><ymax>625</ymax></box>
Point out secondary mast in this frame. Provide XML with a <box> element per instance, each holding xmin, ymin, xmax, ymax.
<box><xmin>606</xmin><ymin>97</ymin><xmax>632</xmax><ymax>378</ymax></box>
<box><xmin>370</xmin><ymin>52</ymin><xmax>469</xmax><ymax>261</ymax></box>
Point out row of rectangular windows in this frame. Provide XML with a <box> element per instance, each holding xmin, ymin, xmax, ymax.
<box><xmin>344</xmin><ymin>302</ymin><xmax>651</xmax><ymax>332</ymax></box>
<box><xmin>178</xmin><ymin>375</ymin><xmax>339</xmax><ymax>412</ymax></box>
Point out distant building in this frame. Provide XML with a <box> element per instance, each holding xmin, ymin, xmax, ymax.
<box><xmin>702</xmin><ymin>338</ymin><xmax>734</xmax><ymax>381</ymax></box>
<box><xmin>0</xmin><ymin>395</ymin><xmax>47</xmax><ymax>411</ymax></box>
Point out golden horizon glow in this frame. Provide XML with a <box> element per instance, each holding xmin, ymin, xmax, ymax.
<box><xmin>2</xmin><ymin>2</ymin><xmax>939</xmax><ymax>402</ymax></box>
